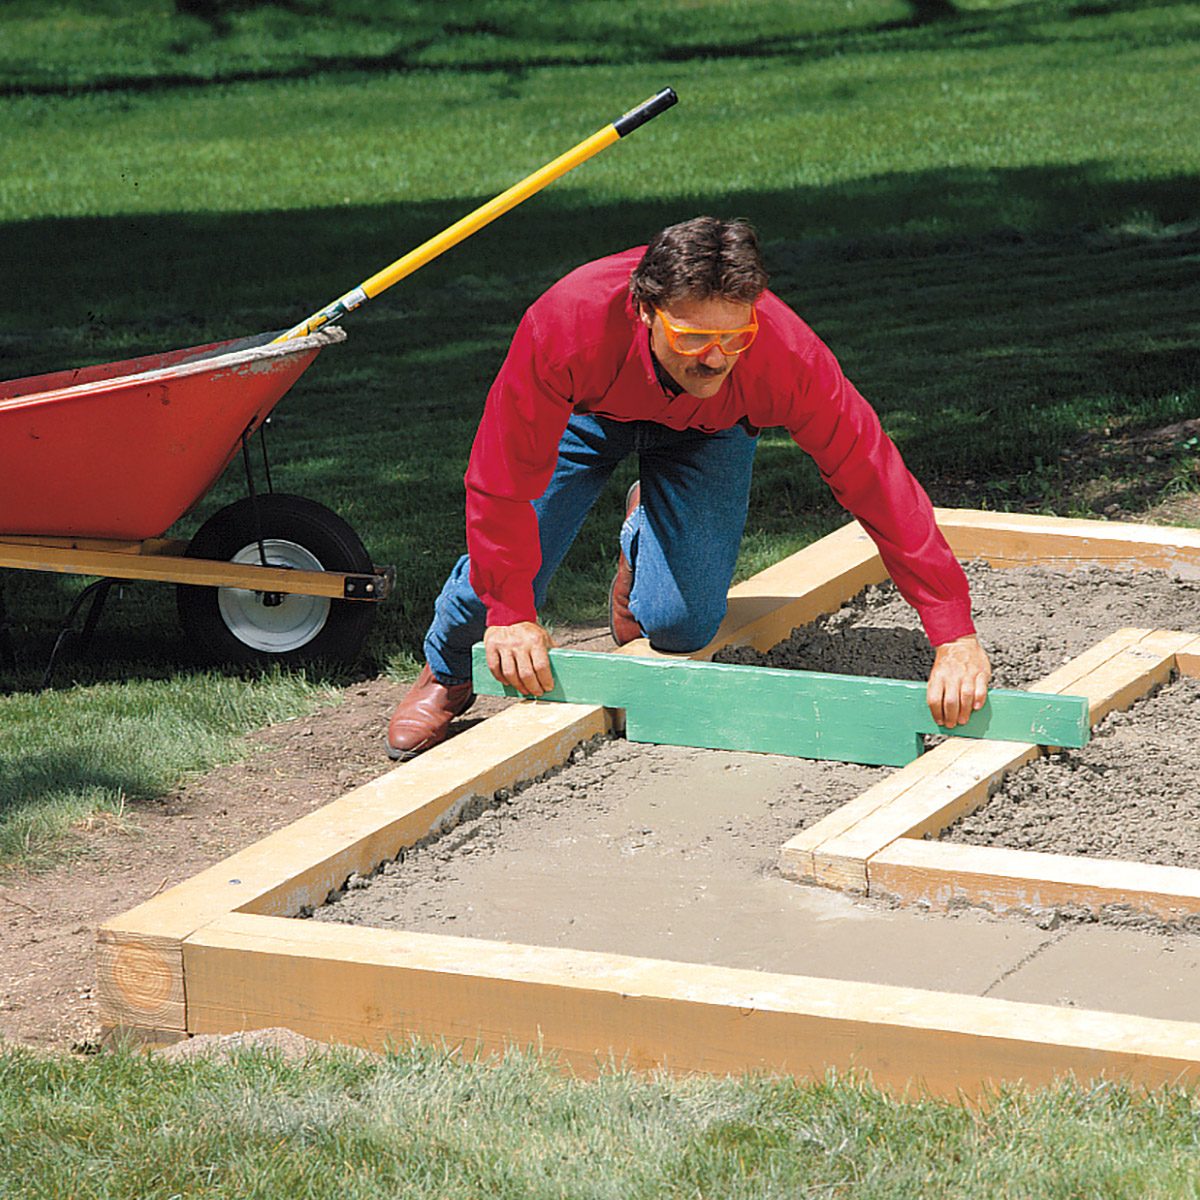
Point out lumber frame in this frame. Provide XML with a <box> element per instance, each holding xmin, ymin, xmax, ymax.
<box><xmin>185</xmin><ymin>913</ymin><xmax>1200</xmax><ymax>1093</ymax></box>
<box><xmin>780</xmin><ymin>627</ymin><xmax>1196</xmax><ymax>894</ymax></box>
<box><xmin>855</xmin><ymin>630</ymin><xmax>1200</xmax><ymax>921</ymax></box>
<box><xmin>97</xmin><ymin>510</ymin><xmax>1200</xmax><ymax>1090</ymax></box>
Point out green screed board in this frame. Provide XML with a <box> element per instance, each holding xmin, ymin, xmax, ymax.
<box><xmin>471</xmin><ymin>646</ymin><xmax>1090</xmax><ymax>767</ymax></box>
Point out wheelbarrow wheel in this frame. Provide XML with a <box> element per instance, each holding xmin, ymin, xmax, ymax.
<box><xmin>177</xmin><ymin>494</ymin><xmax>376</xmax><ymax>667</ymax></box>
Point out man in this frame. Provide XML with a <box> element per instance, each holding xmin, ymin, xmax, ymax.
<box><xmin>387</xmin><ymin>216</ymin><xmax>991</xmax><ymax>760</ymax></box>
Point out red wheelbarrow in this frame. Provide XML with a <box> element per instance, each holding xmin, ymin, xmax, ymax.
<box><xmin>0</xmin><ymin>89</ymin><xmax>679</xmax><ymax>682</ymax></box>
<box><xmin>0</xmin><ymin>326</ymin><xmax>392</xmax><ymax>676</ymax></box>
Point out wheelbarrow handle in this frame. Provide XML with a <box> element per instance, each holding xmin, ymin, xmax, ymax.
<box><xmin>274</xmin><ymin>88</ymin><xmax>679</xmax><ymax>343</ymax></box>
<box><xmin>614</xmin><ymin>88</ymin><xmax>678</xmax><ymax>137</ymax></box>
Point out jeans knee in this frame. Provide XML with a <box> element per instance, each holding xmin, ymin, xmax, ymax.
<box><xmin>642</xmin><ymin>598</ymin><xmax>726</xmax><ymax>655</ymax></box>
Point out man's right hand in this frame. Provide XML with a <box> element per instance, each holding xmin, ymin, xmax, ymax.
<box><xmin>484</xmin><ymin>621</ymin><xmax>556</xmax><ymax>696</ymax></box>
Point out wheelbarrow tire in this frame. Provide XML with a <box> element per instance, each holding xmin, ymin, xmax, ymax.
<box><xmin>177</xmin><ymin>494</ymin><xmax>376</xmax><ymax>667</ymax></box>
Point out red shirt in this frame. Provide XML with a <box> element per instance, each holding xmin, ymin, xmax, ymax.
<box><xmin>465</xmin><ymin>247</ymin><xmax>974</xmax><ymax>646</ymax></box>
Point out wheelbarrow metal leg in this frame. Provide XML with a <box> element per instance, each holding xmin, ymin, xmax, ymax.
<box><xmin>240</xmin><ymin>425</ymin><xmax>270</xmax><ymax>570</ymax></box>
<box><xmin>0</xmin><ymin>584</ymin><xmax>15</xmax><ymax>670</ymax></box>
<box><xmin>39</xmin><ymin>578</ymin><xmax>116</xmax><ymax>690</ymax></box>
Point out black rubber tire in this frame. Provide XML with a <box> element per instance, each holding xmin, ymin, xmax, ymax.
<box><xmin>176</xmin><ymin>493</ymin><xmax>377</xmax><ymax>667</ymax></box>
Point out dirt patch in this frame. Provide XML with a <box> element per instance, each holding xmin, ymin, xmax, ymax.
<box><xmin>313</xmin><ymin>562</ymin><xmax>1200</xmax><ymax>972</ymax></box>
<box><xmin>0</xmin><ymin>623</ymin><xmax>610</xmax><ymax>1052</ymax></box>
<box><xmin>156</xmin><ymin>1026</ymin><xmax>373</xmax><ymax>1063</ymax></box>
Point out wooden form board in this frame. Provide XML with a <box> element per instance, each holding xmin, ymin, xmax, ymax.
<box><xmin>96</xmin><ymin>510</ymin><xmax>1200</xmax><ymax>1091</ymax></box>
<box><xmin>471</xmin><ymin>645</ymin><xmax>1089</xmax><ymax>766</ymax></box>
<box><xmin>98</xmin><ymin>700</ymin><xmax>614</xmax><ymax>1036</ymax></box>
<box><xmin>783</xmin><ymin>627</ymin><xmax>1200</xmax><ymax>916</ymax></box>
<box><xmin>935</xmin><ymin>507</ymin><xmax>1200</xmax><ymax>574</ymax></box>
<box><xmin>185</xmin><ymin>913</ymin><xmax>1200</xmax><ymax>1095</ymax></box>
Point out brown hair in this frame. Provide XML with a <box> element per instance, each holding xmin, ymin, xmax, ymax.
<box><xmin>629</xmin><ymin>216</ymin><xmax>768</xmax><ymax>310</ymax></box>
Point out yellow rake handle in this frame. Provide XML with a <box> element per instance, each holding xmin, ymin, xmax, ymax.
<box><xmin>274</xmin><ymin>87</ymin><xmax>678</xmax><ymax>343</ymax></box>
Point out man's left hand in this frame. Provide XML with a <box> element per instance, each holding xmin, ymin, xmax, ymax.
<box><xmin>927</xmin><ymin>634</ymin><xmax>992</xmax><ymax>728</ymax></box>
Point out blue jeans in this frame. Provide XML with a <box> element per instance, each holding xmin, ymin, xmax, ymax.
<box><xmin>424</xmin><ymin>412</ymin><xmax>759</xmax><ymax>684</ymax></box>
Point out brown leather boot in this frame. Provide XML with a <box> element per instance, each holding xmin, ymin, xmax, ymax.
<box><xmin>609</xmin><ymin>480</ymin><xmax>645</xmax><ymax>646</ymax></box>
<box><xmin>386</xmin><ymin>664</ymin><xmax>475</xmax><ymax>761</ymax></box>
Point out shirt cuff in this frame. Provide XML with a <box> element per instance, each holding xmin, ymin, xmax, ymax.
<box><xmin>919</xmin><ymin>600</ymin><xmax>976</xmax><ymax>647</ymax></box>
<box><xmin>484</xmin><ymin>599</ymin><xmax>538</xmax><ymax>628</ymax></box>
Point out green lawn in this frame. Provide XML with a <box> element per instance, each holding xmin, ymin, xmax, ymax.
<box><xmin>4</xmin><ymin>1043</ymin><xmax>1200</xmax><ymax>1199</ymax></box>
<box><xmin>4</xmin><ymin>1</ymin><xmax>1200</xmax><ymax>1190</ymax></box>
<box><xmin>0</xmin><ymin>669</ymin><xmax>336</xmax><ymax>867</ymax></box>
<box><xmin>1</xmin><ymin>0</ymin><xmax>1197</xmax><ymax>856</ymax></box>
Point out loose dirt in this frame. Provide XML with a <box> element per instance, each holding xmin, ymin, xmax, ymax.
<box><xmin>718</xmin><ymin>561</ymin><xmax>1200</xmax><ymax>690</ymax></box>
<box><xmin>946</xmin><ymin>674</ymin><xmax>1200</xmax><ymax>869</ymax></box>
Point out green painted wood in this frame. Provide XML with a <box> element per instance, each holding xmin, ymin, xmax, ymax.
<box><xmin>470</xmin><ymin>646</ymin><xmax>1090</xmax><ymax>767</ymax></box>
<box><xmin>629</xmin><ymin>658</ymin><xmax>925</xmax><ymax>766</ymax></box>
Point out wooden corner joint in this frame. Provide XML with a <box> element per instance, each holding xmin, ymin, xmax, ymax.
<box><xmin>812</xmin><ymin>631</ymin><xmax>1200</xmax><ymax>919</ymax></box>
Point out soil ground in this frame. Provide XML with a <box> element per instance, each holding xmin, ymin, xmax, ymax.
<box><xmin>947</xmin><ymin>674</ymin><xmax>1200</xmax><ymax>868</ymax></box>
<box><xmin>0</xmin><ymin>623</ymin><xmax>611</xmax><ymax>1052</ymax></box>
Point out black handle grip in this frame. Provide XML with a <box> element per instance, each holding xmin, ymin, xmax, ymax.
<box><xmin>612</xmin><ymin>87</ymin><xmax>678</xmax><ymax>138</ymax></box>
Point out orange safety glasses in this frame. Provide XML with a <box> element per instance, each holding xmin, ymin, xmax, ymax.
<box><xmin>654</xmin><ymin>306</ymin><xmax>758</xmax><ymax>357</ymax></box>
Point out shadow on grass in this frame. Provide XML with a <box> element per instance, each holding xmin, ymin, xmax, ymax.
<box><xmin>0</xmin><ymin>752</ymin><xmax>148</xmax><ymax>806</ymax></box>
<box><xmin>6</xmin><ymin>0</ymin><xmax>1196</xmax><ymax>97</ymax></box>
<box><xmin>0</xmin><ymin>749</ymin><xmax>154</xmax><ymax>864</ymax></box>
<box><xmin>1</xmin><ymin>159</ymin><xmax>1197</xmax><ymax>678</ymax></box>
